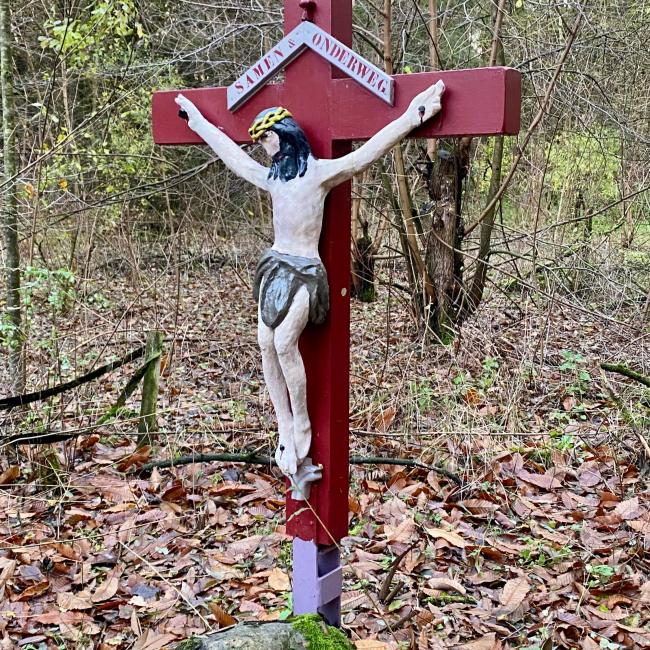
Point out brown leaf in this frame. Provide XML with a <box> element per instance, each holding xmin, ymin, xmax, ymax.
<box><xmin>563</xmin><ymin>395</ymin><xmax>576</xmax><ymax>411</ymax></box>
<box><xmin>208</xmin><ymin>601</ymin><xmax>237</xmax><ymax>628</ymax></box>
<box><xmin>161</xmin><ymin>481</ymin><xmax>187</xmax><ymax>503</ymax></box>
<box><xmin>629</xmin><ymin>519</ymin><xmax>650</xmax><ymax>534</ymax></box>
<box><xmin>0</xmin><ymin>559</ymin><xmax>16</xmax><ymax>598</ymax></box>
<box><xmin>0</xmin><ymin>466</ymin><xmax>19</xmax><ymax>486</ymax></box>
<box><xmin>132</xmin><ymin>630</ymin><xmax>178</xmax><ymax>650</ymax></box>
<box><xmin>355</xmin><ymin>641</ymin><xmax>389</xmax><ymax>650</ymax></box>
<box><xmin>116</xmin><ymin>446</ymin><xmax>152</xmax><ymax>472</ymax></box>
<box><xmin>16</xmin><ymin>580</ymin><xmax>49</xmax><ymax>600</ymax></box>
<box><xmin>386</xmin><ymin>517</ymin><xmax>416</xmax><ymax>543</ymax></box>
<box><xmin>428</xmin><ymin>577</ymin><xmax>466</xmax><ymax>594</ymax></box>
<box><xmin>578</xmin><ymin>465</ymin><xmax>602</xmax><ymax>488</ymax></box>
<box><xmin>52</xmin><ymin>542</ymin><xmax>82</xmax><ymax>561</ymax></box>
<box><xmin>614</xmin><ymin>497</ymin><xmax>642</xmax><ymax>520</ymax></box>
<box><xmin>267</xmin><ymin>567</ymin><xmax>291</xmax><ymax>592</ymax></box>
<box><xmin>455</xmin><ymin>634</ymin><xmax>498</xmax><ymax>650</ymax></box>
<box><xmin>57</xmin><ymin>590</ymin><xmax>94</xmax><ymax>610</ymax></box>
<box><xmin>425</xmin><ymin>527</ymin><xmax>466</xmax><ymax>548</ymax></box>
<box><xmin>91</xmin><ymin>566</ymin><xmax>121</xmax><ymax>603</ymax></box>
<box><xmin>516</xmin><ymin>469</ymin><xmax>562</xmax><ymax>490</ymax></box>
<box><xmin>499</xmin><ymin>577</ymin><xmax>530</xmax><ymax>611</ymax></box>
<box><xmin>457</xmin><ymin>499</ymin><xmax>499</xmax><ymax>515</ymax></box>
<box><xmin>374</xmin><ymin>405</ymin><xmax>396</xmax><ymax>433</ymax></box>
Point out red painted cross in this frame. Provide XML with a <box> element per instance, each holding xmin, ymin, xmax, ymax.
<box><xmin>152</xmin><ymin>1</ymin><xmax>520</xmax><ymax>546</ymax></box>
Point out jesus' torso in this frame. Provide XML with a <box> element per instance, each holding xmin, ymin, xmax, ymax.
<box><xmin>266</xmin><ymin>156</ymin><xmax>332</xmax><ymax>259</ymax></box>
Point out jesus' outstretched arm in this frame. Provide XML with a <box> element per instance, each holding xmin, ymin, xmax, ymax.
<box><xmin>175</xmin><ymin>94</ymin><xmax>270</xmax><ymax>190</ymax></box>
<box><xmin>318</xmin><ymin>80</ymin><xmax>445</xmax><ymax>190</ymax></box>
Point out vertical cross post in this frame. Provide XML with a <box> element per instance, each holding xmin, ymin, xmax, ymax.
<box><xmin>151</xmin><ymin>0</ymin><xmax>520</xmax><ymax>627</ymax></box>
<box><xmin>281</xmin><ymin>0</ymin><xmax>352</xmax><ymax>625</ymax></box>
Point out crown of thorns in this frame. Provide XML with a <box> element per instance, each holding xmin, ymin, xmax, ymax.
<box><xmin>248</xmin><ymin>107</ymin><xmax>293</xmax><ymax>141</ymax></box>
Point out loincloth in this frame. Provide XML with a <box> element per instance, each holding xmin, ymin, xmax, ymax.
<box><xmin>253</xmin><ymin>249</ymin><xmax>329</xmax><ymax>330</ymax></box>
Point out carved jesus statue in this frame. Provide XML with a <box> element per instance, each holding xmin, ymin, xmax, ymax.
<box><xmin>175</xmin><ymin>80</ymin><xmax>444</xmax><ymax>494</ymax></box>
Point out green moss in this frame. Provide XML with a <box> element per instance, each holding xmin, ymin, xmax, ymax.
<box><xmin>175</xmin><ymin>638</ymin><xmax>204</xmax><ymax>650</ymax></box>
<box><xmin>290</xmin><ymin>615</ymin><xmax>354</xmax><ymax>650</ymax></box>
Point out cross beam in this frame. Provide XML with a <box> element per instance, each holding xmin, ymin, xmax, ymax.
<box><xmin>153</xmin><ymin>67</ymin><xmax>520</xmax><ymax>145</ymax></box>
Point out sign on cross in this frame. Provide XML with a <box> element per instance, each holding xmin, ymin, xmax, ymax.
<box><xmin>152</xmin><ymin>0</ymin><xmax>520</xmax><ymax>626</ymax></box>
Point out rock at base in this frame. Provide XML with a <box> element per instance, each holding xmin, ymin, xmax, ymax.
<box><xmin>176</xmin><ymin>616</ymin><xmax>354</xmax><ymax>650</ymax></box>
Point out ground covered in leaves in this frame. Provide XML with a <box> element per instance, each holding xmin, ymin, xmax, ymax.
<box><xmin>1</xmin><ymin>252</ymin><xmax>649</xmax><ymax>649</ymax></box>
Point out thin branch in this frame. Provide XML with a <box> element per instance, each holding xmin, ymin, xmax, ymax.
<box><xmin>0</xmin><ymin>345</ymin><xmax>146</xmax><ymax>410</ymax></box>
<box><xmin>464</xmin><ymin>13</ymin><xmax>583</xmax><ymax>237</ymax></box>
<box><xmin>137</xmin><ymin>453</ymin><xmax>463</xmax><ymax>485</ymax></box>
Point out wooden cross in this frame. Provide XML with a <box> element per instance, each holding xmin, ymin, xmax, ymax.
<box><xmin>152</xmin><ymin>0</ymin><xmax>520</xmax><ymax>625</ymax></box>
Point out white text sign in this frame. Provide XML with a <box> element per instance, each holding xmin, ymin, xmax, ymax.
<box><xmin>227</xmin><ymin>22</ymin><xmax>394</xmax><ymax>111</ymax></box>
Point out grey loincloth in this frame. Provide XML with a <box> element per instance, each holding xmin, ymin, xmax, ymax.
<box><xmin>253</xmin><ymin>249</ymin><xmax>329</xmax><ymax>330</ymax></box>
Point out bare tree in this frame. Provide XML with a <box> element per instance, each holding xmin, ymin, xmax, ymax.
<box><xmin>0</xmin><ymin>0</ymin><xmax>24</xmax><ymax>392</ymax></box>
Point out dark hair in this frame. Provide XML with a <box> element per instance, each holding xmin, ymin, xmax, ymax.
<box><xmin>268</xmin><ymin>117</ymin><xmax>312</xmax><ymax>183</ymax></box>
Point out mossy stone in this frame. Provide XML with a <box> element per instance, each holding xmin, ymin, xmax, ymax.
<box><xmin>290</xmin><ymin>615</ymin><xmax>354</xmax><ymax>650</ymax></box>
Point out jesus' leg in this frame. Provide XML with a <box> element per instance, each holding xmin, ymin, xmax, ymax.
<box><xmin>274</xmin><ymin>286</ymin><xmax>312</xmax><ymax>469</ymax></box>
<box><xmin>258</xmin><ymin>308</ymin><xmax>297</xmax><ymax>476</ymax></box>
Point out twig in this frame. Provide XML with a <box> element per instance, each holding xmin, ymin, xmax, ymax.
<box><xmin>137</xmin><ymin>453</ymin><xmax>462</xmax><ymax>485</ymax></box>
<box><xmin>393</xmin><ymin>608</ymin><xmax>417</xmax><ymax>629</ymax></box>
<box><xmin>601</xmin><ymin>363</ymin><xmax>650</xmax><ymax>388</ymax></box>
<box><xmin>0</xmin><ymin>345</ymin><xmax>146</xmax><ymax>410</ymax></box>
<box><xmin>379</xmin><ymin>543</ymin><xmax>416</xmax><ymax>602</ymax></box>
<box><xmin>599</xmin><ymin>369</ymin><xmax>650</xmax><ymax>462</ymax></box>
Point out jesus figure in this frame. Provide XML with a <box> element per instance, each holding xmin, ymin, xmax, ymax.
<box><xmin>175</xmin><ymin>80</ymin><xmax>444</xmax><ymax>492</ymax></box>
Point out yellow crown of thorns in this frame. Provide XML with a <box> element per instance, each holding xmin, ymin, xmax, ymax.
<box><xmin>249</xmin><ymin>107</ymin><xmax>292</xmax><ymax>141</ymax></box>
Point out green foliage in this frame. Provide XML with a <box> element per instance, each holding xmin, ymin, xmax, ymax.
<box><xmin>22</xmin><ymin>266</ymin><xmax>76</xmax><ymax>315</ymax></box>
<box><xmin>291</xmin><ymin>614</ymin><xmax>354</xmax><ymax>650</ymax></box>
<box><xmin>38</xmin><ymin>0</ymin><xmax>147</xmax><ymax>69</ymax></box>
<box><xmin>546</xmin><ymin>132</ymin><xmax>619</xmax><ymax>201</ymax></box>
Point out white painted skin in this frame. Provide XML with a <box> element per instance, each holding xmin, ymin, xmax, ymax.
<box><xmin>174</xmin><ymin>81</ymin><xmax>444</xmax><ymax>487</ymax></box>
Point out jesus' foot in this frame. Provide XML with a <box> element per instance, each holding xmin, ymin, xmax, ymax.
<box><xmin>289</xmin><ymin>458</ymin><xmax>323</xmax><ymax>500</ymax></box>
<box><xmin>293</xmin><ymin>422</ymin><xmax>312</xmax><ymax>468</ymax></box>
<box><xmin>275</xmin><ymin>440</ymin><xmax>299</xmax><ymax>477</ymax></box>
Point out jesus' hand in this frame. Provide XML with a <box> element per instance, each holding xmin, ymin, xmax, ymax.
<box><xmin>175</xmin><ymin>94</ymin><xmax>203</xmax><ymax>127</ymax></box>
<box><xmin>407</xmin><ymin>79</ymin><xmax>445</xmax><ymax>127</ymax></box>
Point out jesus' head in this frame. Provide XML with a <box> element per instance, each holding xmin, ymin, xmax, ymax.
<box><xmin>249</xmin><ymin>107</ymin><xmax>312</xmax><ymax>183</ymax></box>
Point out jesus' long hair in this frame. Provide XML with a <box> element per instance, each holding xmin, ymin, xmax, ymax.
<box><xmin>268</xmin><ymin>117</ymin><xmax>312</xmax><ymax>183</ymax></box>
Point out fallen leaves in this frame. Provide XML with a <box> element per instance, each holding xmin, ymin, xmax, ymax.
<box><xmin>498</xmin><ymin>577</ymin><xmax>530</xmax><ymax>611</ymax></box>
<box><xmin>267</xmin><ymin>567</ymin><xmax>291</xmax><ymax>592</ymax></box>
<box><xmin>92</xmin><ymin>566</ymin><xmax>122</xmax><ymax>602</ymax></box>
<box><xmin>425</xmin><ymin>527</ymin><xmax>467</xmax><ymax>548</ymax></box>
<box><xmin>0</xmin><ymin>466</ymin><xmax>19</xmax><ymax>486</ymax></box>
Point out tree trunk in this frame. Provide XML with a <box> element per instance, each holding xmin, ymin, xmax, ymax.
<box><xmin>351</xmin><ymin>220</ymin><xmax>376</xmax><ymax>302</ymax></box>
<box><xmin>383</xmin><ymin>0</ymin><xmax>435</xmax><ymax>323</ymax></box>
<box><xmin>424</xmin><ymin>141</ymin><xmax>468</xmax><ymax>340</ymax></box>
<box><xmin>458</xmin><ymin>0</ymin><xmax>507</xmax><ymax>323</ymax></box>
<box><xmin>0</xmin><ymin>0</ymin><xmax>24</xmax><ymax>392</ymax></box>
<box><xmin>138</xmin><ymin>330</ymin><xmax>164</xmax><ymax>448</ymax></box>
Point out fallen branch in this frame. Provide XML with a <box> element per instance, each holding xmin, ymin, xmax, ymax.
<box><xmin>0</xmin><ymin>345</ymin><xmax>146</xmax><ymax>410</ymax></box>
<box><xmin>138</xmin><ymin>453</ymin><xmax>462</xmax><ymax>485</ymax></box>
<box><xmin>601</xmin><ymin>363</ymin><xmax>650</xmax><ymax>388</ymax></box>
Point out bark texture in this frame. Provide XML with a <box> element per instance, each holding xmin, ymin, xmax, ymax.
<box><xmin>0</xmin><ymin>0</ymin><xmax>24</xmax><ymax>391</ymax></box>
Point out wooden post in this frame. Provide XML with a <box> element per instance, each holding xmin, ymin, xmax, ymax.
<box><xmin>138</xmin><ymin>330</ymin><xmax>163</xmax><ymax>448</ymax></box>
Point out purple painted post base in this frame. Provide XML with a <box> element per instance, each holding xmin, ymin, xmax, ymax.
<box><xmin>292</xmin><ymin>538</ymin><xmax>342</xmax><ymax>626</ymax></box>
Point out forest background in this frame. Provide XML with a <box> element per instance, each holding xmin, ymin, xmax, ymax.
<box><xmin>1</xmin><ymin>0</ymin><xmax>649</xmax><ymax>649</ymax></box>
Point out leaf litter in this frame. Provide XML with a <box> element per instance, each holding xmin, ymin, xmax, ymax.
<box><xmin>1</xmin><ymin>262</ymin><xmax>649</xmax><ymax>649</ymax></box>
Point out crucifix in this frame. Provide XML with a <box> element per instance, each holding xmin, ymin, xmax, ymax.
<box><xmin>152</xmin><ymin>0</ymin><xmax>520</xmax><ymax>627</ymax></box>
